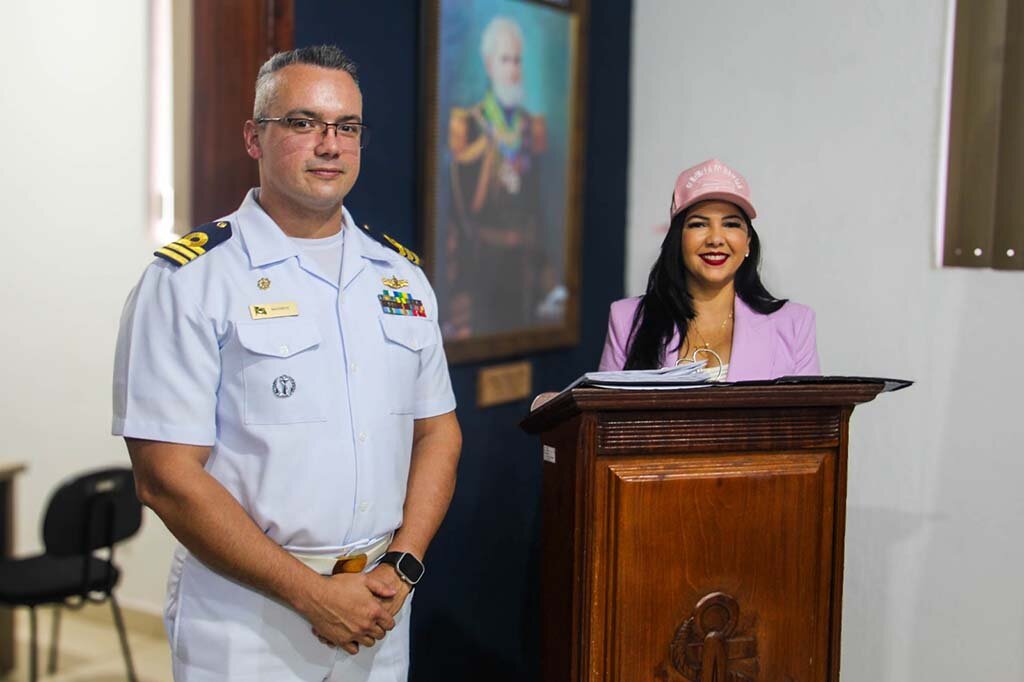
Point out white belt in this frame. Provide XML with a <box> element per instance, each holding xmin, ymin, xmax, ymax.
<box><xmin>289</xmin><ymin>533</ymin><xmax>393</xmax><ymax>576</ymax></box>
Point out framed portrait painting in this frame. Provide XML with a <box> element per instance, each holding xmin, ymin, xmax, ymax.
<box><xmin>421</xmin><ymin>0</ymin><xmax>588</xmax><ymax>363</ymax></box>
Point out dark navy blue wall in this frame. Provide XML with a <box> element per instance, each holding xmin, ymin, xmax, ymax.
<box><xmin>295</xmin><ymin>2</ymin><xmax>631</xmax><ymax>677</ymax></box>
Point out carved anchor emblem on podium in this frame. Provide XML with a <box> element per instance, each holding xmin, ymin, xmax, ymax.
<box><xmin>656</xmin><ymin>592</ymin><xmax>758</xmax><ymax>681</ymax></box>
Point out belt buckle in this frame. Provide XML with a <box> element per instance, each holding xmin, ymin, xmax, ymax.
<box><xmin>331</xmin><ymin>552</ymin><xmax>368</xmax><ymax>575</ymax></box>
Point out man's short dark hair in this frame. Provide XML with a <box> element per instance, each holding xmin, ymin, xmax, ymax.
<box><xmin>253</xmin><ymin>45</ymin><xmax>359</xmax><ymax>119</ymax></box>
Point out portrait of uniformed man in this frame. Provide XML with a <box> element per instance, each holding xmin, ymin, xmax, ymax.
<box><xmin>445</xmin><ymin>15</ymin><xmax>553</xmax><ymax>338</ymax></box>
<box><xmin>113</xmin><ymin>44</ymin><xmax>461</xmax><ymax>681</ymax></box>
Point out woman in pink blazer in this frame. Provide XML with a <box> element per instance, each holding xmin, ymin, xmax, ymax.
<box><xmin>599</xmin><ymin>159</ymin><xmax>820</xmax><ymax>380</ymax></box>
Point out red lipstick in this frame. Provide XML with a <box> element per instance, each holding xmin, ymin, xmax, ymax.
<box><xmin>699</xmin><ymin>252</ymin><xmax>728</xmax><ymax>266</ymax></box>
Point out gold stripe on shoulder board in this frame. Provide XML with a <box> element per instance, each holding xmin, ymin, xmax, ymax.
<box><xmin>177</xmin><ymin>232</ymin><xmax>209</xmax><ymax>254</ymax></box>
<box><xmin>153</xmin><ymin>220</ymin><xmax>232</xmax><ymax>268</ymax></box>
<box><xmin>156</xmin><ymin>247</ymin><xmax>189</xmax><ymax>266</ymax></box>
<box><xmin>382</xmin><ymin>233</ymin><xmax>421</xmax><ymax>266</ymax></box>
<box><xmin>359</xmin><ymin>223</ymin><xmax>422</xmax><ymax>266</ymax></box>
<box><xmin>165</xmin><ymin>242</ymin><xmax>199</xmax><ymax>261</ymax></box>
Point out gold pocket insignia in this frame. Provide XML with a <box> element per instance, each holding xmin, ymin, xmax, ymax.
<box><xmin>382</xmin><ymin>275</ymin><xmax>409</xmax><ymax>289</ymax></box>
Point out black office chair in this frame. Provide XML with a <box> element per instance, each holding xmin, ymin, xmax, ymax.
<box><xmin>0</xmin><ymin>467</ymin><xmax>142</xmax><ymax>681</ymax></box>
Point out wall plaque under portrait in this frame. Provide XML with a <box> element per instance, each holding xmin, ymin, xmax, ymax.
<box><xmin>420</xmin><ymin>0</ymin><xmax>587</xmax><ymax>363</ymax></box>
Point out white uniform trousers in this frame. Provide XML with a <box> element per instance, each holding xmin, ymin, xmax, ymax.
<box><xmin>164</xmin><ymin>548</ymin><xmax>411</xmax><ymax>681</ymax></box>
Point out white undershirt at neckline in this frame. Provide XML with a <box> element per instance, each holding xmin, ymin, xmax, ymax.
<box><xmin>290</xmin><ymin>228</ymin><xmax>345</xmax><ymax>284</ymax></box>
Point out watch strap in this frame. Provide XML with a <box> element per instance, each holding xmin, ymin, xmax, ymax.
<box><xmin>380</xmin><ymin>551</ymin><xmax>425</xmax><ymax>587</ymax></box>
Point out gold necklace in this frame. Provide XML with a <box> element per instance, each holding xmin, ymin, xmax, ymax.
<box><xmin>690</xmin><ymin>311</ymin><xmax>733</xmax><ymax>350</ymax></box>
<box><xmin>679</xmin><ymin>312</ymin><xmax>734</xmax><ymax>379</ymax></box>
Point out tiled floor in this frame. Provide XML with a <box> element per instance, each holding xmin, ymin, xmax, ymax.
<box><xmin>2</xmin><ymin>606</ymin><xmax>171</xmax><ymax>681</ymax></box>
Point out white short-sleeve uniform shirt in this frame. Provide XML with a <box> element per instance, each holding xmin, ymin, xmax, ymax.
<box><xmin>113</xmin><ymin>189</ymin><xmax>456</xmax><ymax>552</ymax></box>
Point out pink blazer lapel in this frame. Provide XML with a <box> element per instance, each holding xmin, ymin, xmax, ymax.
<box><xmin>727</xmin><ymin>297</ymin><xmax>774</xmax><ymax>381</ymax></box>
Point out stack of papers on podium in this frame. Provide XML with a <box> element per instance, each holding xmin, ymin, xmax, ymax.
<box><xmin>564</xmin><ymin>361</ymin><xmax>711</xmax><ymax>391</ymax></box>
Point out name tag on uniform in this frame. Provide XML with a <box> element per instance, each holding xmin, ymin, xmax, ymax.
<box><xmin>249</xmin><ymin>302</ymin><xmax>299</xmax><ymax>320</ymax></box>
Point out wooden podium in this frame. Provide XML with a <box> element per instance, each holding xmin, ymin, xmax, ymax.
<box><xmin>520</xmin><ymin>380</ymin><xmax>894</xmax><ymax>682</ymax></box>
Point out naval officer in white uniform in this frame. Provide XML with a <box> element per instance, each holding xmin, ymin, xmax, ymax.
<box><xmin>112</xmin><ymin>44</ymin><xmax>462</xmax><ymax>681</ymax></box>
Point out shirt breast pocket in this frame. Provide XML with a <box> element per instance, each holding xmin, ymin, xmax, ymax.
<box><xmin>379</xmin><ymin>315</ymin><xmax>436</xmax><ymax>415</ymax></box>
<box><xmin>235</xmin><ymin>318</ymin><xmax>328</xmax><ymax>425</ymax></box>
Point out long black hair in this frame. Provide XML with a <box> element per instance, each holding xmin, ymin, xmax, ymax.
<box><xmin>623</xmin><ymin>207</ymin><xmax>786</xmax><ymax>370</ymax></box>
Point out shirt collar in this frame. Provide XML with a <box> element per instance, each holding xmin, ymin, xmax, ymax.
<box><xmin>339</xmin><ymin>208</ymin><xmax>411</xmax><ymax>290</ymax></box>
<box><xmin>235</xmin><ymin>188</ymin><xmax>358</xmax><ymax>268</ymax></box>
<box><xmin>345</xmin><ymin>214</ymin><xmax>403</xmax><ymax>265</ymax></box>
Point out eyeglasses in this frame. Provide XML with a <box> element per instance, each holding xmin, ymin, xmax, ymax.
<box><xmin>257</xmin><ymin>117</ymin><xmax>371</xmax><ymax>148</ymax></box>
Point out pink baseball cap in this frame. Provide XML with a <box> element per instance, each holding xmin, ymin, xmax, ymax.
<box><xmin>670</xmin><ymin>158</ymin><xmax>757</xmax><ymax>220</ymax></box>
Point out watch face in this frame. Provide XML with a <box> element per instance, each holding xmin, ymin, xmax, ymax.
<box><xmin>397</xmin><ymin>553</ymin><xmax>425</xmax><ymax>583</ymax></box>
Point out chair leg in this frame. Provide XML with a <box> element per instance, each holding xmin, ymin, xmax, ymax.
<box><xmin>28</xmin><ymin>606</ymin><xmax>38</xmax><ymax>682</ymax></box>
<box><xmin>47</xmin><ymin>605</ymin><xmax>62</xmax><ymax>673</ymax></box>
<box><xmin>109</xmin><ymin>594</ymin><xmax>138</xmax><ymax>682</ymax></box>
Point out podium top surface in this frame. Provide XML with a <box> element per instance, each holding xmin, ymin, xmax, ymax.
<box><xmin>520</xmin><ymin>376</ymin><xmax>909</xmax><ymax>434</ymax></box>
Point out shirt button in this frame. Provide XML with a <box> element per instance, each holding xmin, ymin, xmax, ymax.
<box><xmin>349</xmin><ymin>362</ymin><xmax>358</xmax><ymax>372</ymax></box>
<box><xmin>358</xmin><ymin>432</ymin><xmax>368</xmax><ymax>442</ymax></box>
<box><xmin>358</xmin><ymin>502</ymin><xmax>371</xmax><ymax>513</ymax></box>
<box><xmin>279</xmin><ymin>345</ymin><xmax>289</xmax><ymax>356</ymax></box>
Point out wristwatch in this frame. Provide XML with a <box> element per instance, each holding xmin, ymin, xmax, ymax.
<box><xmin>379</xmin><ymin>551</ymin><xmax>425</xmax><ymax>588</ymax></box>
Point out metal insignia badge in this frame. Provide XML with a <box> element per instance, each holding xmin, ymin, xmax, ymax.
<box><xmin>382</xmin><ymin>275</ymin><xmax>409</xmax><ymax>289</ymax></box>
<box><xmin>272</xmin><ymin>375</ymin><xmax>296</xmax><ymax>398</ymax></box>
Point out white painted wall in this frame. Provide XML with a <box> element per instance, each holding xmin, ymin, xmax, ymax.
<box><xmin>0</xmin><ymin>1</ymin><xmax>174</xmax><ymax>614</ymax></box>
<box><xmin>630</xmin><ymin>1</ymin><xmax>1023</xmax><ymax>679</ymax></box>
